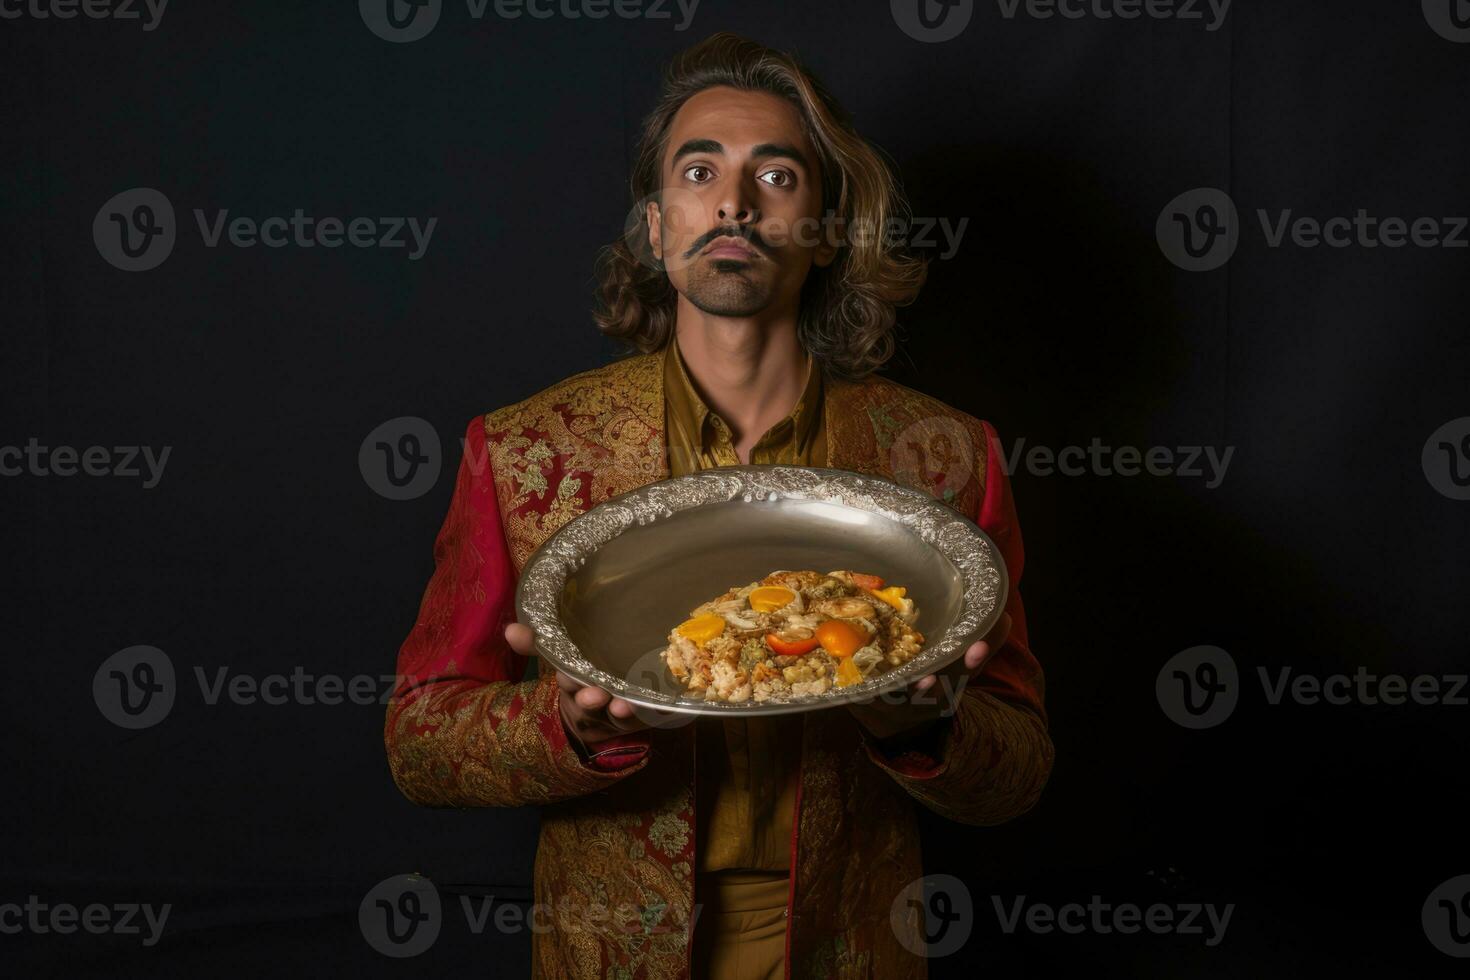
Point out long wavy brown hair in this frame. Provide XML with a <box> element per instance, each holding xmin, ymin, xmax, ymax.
<box><xmin>592</xmin><ymin>32</ymin><xmax>929</xmax><ymax>382</ymax></box>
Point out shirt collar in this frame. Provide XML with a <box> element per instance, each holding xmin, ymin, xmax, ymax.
<box><xmin>662</xmin><ymin>332</ymin><xmax>823</xmax><ymax>455</ymax></box>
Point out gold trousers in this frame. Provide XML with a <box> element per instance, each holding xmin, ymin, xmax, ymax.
<box><xmin>691</xmin><ymin>869</ymin><xmax>790</xmax><ymax>979</ymax></box>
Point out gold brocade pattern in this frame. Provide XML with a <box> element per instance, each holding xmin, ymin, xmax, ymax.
<box><xmin>472</xmin><ymin>348</ymin><xmax>1052</xmax><ymax>980</ymax></box>
<box><xmin>485</xmin><ymin>352</ymin><xmax>669</xmax><ymax>573</ymax></box>
<box><xmin>383</xmin><ymin>413</ymin><xmax>658</xmax><ymax>813</ymax></box>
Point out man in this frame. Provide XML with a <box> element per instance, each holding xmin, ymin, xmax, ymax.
<box><xmin>384</xmin><ymin>32</ymin><xmax>1053</xmax><ymax>979</ymax></box>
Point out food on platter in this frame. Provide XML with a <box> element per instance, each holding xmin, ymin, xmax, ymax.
<box><xmin>661</xmin><ymin>569</ymin><xmax>924</xmax><ymax>703</ymax></box>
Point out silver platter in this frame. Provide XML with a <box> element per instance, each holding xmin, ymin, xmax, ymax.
<box><xmin>515</xmin><ymin>465</ymin><xmax>1007</xmax><ymax>717</ymax></box>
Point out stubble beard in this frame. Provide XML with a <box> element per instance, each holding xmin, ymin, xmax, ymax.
<box><xmin>680</xmin><ymin>258</ymin><xmax>774</xmax><ymax>318</ymax></box>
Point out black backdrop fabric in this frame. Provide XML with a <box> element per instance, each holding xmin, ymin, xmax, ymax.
<box><xmin>3</xmin><ymin>1</ymin><xmax>1468</xmax><ymax>976</ymax></box>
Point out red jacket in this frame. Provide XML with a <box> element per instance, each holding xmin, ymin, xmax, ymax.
<box><xmin>384</xmin><ymin>351</ymin><xmax>1054</xmax><ymax>978</ymax></box>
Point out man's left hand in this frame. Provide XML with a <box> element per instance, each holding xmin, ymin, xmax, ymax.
<box><xmin>846</xmin><ymin>612</ymin><xmax>1012</xmax><ymax>743</ymax></box>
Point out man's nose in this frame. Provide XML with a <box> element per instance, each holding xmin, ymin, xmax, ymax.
<box><xmin>717</xmin><ymin>181</ymin><xmax>760</xmax><ymax>226</ymax></box>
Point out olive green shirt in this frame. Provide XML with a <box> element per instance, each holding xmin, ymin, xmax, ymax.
<box><xmin>662</xmin><ymin>333</ymin><xmax>822</xmax><ymax>873</ymax></box>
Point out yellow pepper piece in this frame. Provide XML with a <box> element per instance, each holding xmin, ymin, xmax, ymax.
<box><xmin>676</xmin><ymin>613</ymin><xmax>726</xmax><ymax>645</ymax></box>
<box><xmin>835</xmin><ymin>656</ymin><xmax>864</xmax><ymax>688</ymax></box>
<box><xmin>747</xmin><ymin>586</ymin><xmax>796</xmax><ymax>612</ymax></box>
<box><xmin>867</xmin><ymin>585</ymin><xmax>908</xmax><ymax>612</ymax></box>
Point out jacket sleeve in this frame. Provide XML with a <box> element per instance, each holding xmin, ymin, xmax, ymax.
<box><xmin>859</xmin><ymin>419</ymin><xmax>1055</xmax><ymax>826</ymax></box>
<box><xmin>383</xmin><ymin>415</ymin><xmax>654</xmax><ymax>808</ymax></box>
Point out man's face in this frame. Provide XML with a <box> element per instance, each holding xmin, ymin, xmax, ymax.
<box><xmin>647</xmin><ymin>86</ymin><xmax>836</xmax><ymax>319</ymax></box>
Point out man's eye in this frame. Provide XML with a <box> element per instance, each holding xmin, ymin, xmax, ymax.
<box><xmin>760</xmin><ymin>171</ymin><xmax>794</xmax><ymax>188</ymax></box>
<box><xmin>685</xmin><ymin>165</ymin><xmax>713</xmax><ymax>183</ymax></box>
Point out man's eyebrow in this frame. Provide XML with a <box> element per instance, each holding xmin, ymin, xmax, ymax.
<box><xmin>668</xmin><ymin>139</ymin><xmax>811</xmax><ymax>171</ymax></box>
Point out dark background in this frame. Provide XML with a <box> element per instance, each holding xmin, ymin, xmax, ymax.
<box><xmin>4</xmin><ymin>0</ymin><xmax>1467</xmax><ymax>975</ymax></box>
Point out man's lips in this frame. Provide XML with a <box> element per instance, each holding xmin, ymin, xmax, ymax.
<box><xmin>701</xmin><ymin>237</ymin><xmax>759</xmax><ymax>259</ymax></box>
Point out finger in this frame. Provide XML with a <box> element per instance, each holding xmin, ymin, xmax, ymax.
<box><xmin>504</xmin><ymin>622</ymin><xmax>537</xmax><ymax>657</ymax></box>
<box><xmin>606</xmin><ymin>698</ymin><xmax>648</xmax><ymax>732</ymax></box>
<box><xmin>606</xmin><ymin>698</ymin><xmax>638</xmax><ymax>722</ymax></box>
<box><xmin>965</xmin><ymin>640</ymin><xmax>988</xmax><ymax>671</ymax></box>
<box><xmin>913</xmin><ymin>674</ymin><xmax>937</xmax><ymax>694</ymax></box>
<box><xmin>576</xmin><ymin>685</ymin><xmax>611</xmax><ymax>711</ymax></box>
<box><xmin>555</xmin><ymin>669</ymin><xmax>585</xmax><ymax>695</ymax></box>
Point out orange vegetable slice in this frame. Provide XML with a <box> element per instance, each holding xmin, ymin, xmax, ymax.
<box><xmin>835</xmin><ymin>657</ymin><xmax>864</xmax><ymax>687</ymax></box>
<box><xmin>748</xmin><ymin>586</ymin><xmax>796</xmax><ymax>612</ymax></box>
<box><xmin>867</xmin><ymin>585</ymin><xmax>908</xmax><ymax>612</ymax></box>
<box><xmin>764</xmin><ymin>628</ymin><xmax>819</xmax><ymax>657</ymax></box>
<box><xmin>815</xmin><ymin>619</ymin><xmax>867</xmax><ymax>658</ymax></box>
<box><xmin>676</xmin><ymin>613</ymin><xmax>727</xmax><ymax>645</ymax></box>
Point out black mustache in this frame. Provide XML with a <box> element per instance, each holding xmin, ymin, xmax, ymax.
<box><xmin>686</xmin><ymin>227</ymin><xmax>768</xmax><ymax>258</ymax></box>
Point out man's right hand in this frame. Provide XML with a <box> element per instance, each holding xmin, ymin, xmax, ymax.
<box><xmin>504</xmin><ymin>621</ymin><xmax>655</xmax><ymax>751</ymax></box>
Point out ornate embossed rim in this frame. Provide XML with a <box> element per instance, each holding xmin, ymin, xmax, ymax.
<box><xmin>515</xmin><ymin>465</ymin><xmax>1008</xmax><ymax>716</ymax></box>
